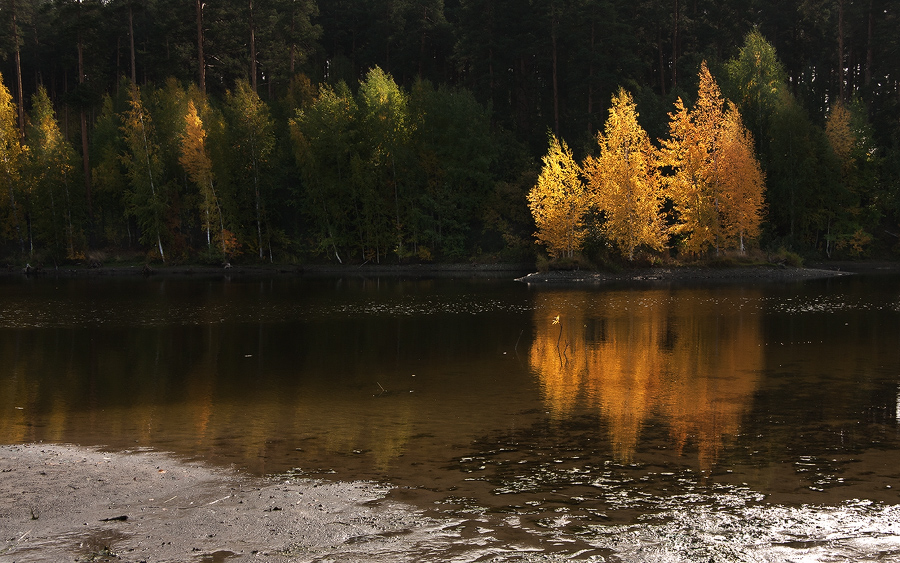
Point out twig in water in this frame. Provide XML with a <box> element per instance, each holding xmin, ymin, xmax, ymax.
<box><xmin>376</xmin><ymin>382</ymin><xmax>386</xmax><ymax>394</ymax></box>
<box><xmin>514</xmin><ymin>329</ymin><xmax>524</xmax><ymax>353</ymax></box>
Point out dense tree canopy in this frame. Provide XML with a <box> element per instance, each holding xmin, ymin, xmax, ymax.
<box><xmin>0</xmin><ymin>1</ymin><xmax>898</xmax><ymax>264</ymax></box>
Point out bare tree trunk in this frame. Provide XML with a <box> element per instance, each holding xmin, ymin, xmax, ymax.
<box><xmin>588</xmin><ymin>20</ymin><xmax>595</xmax><ymax>135</ymax></box>
<box><xmin>551</xmin><ymin>19</ymin><xmax>559</xmax><ymax>136</ymax></box>
<box><xmin>129</xmin><ymin>5</ymin><xmax>136</xmax><ymax>83</ymax></box>
<box><xmin>553</xmin><ymin>25</ymin><xmax>559</xmax><ymax>137</ymax></box>
<box><xmin>249</xmin><ymin>0</ymin><xmax>257</xmax><ymax>93</ymax></box>
<box><xmin>672</xmin><ymin>0</ymin><xmax>679</xmax><ymax>89</ymax></box>
<box><xmin>865</xmin><ymin>0</ymin><xmax>873</xmax><ymax>87</ymax></box>
<box><xmin>77</xmin><ymin>3</ymin><xmax>93</xmax><ymax>225</ymax></box>
<box><xmin>289</xmin><ymin>6</ymin><xmax>296</xmax><ymax>74</ymax></box>
<box><xmin>657</xmin><ymin>29</ymin><xmax>667</xmax><ymax>96</ymax></box>
<box><xmin>837</xmin><ymin>0</ymin><xmax>845</xmax><ymax>100</ymax></box>
<box><xmin>11</xmin><ymin>0</ymin><xmax>25</xmax><ymax>138</ymax></box>
<box><xmin>196</xmin><ymin>0</ymin><xmax>206</xmax><ymax>93</ymax></box>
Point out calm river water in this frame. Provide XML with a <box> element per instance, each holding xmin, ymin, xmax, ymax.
<box><xmin>2</xmin><ymin>271</ymin><xmax>900</xmax><ymax>561</ymax></box>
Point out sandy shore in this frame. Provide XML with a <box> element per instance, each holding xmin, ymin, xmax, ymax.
<box><xmin>0</xmin><ymin>444</ymin><xmax>460</xmax><ymax>563</ymax></box>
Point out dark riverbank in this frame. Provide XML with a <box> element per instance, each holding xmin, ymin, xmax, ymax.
<box><xmin>1</xmin><ymin>262</ymin><xmax>535</xmax><ymax>279</ymax></box>
<box><xmin>516</xmin><ymin>264</ymin><xmax>854</xmax><ymax>285</ymax></box>
<box><xmin>2</xmin><ymin>260</ymin><xmax>888</xmax><ymax>282</ymax></box>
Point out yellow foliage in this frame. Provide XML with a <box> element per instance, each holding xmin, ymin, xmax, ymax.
<box><xmin>527</xmin><ymin>135</ymin><xmax>588</xmax><ymax>258</ymax></box>
<box><xmin>714</xmin><ymin>103</ymin><xmax>767</xmax><ymax>252</ymax></box>
<box><xmin>584</xmin><ymin>89</ymin><xmax>666</xmax><ymax>260</ymax></box>
<box><xmin>180</xmin><ymin>100</ymin><xmax>213</xmax><ymax>187</ymax></box>
<box><xmin>661</xmin><ymin>62</ymin><xmax>765</xmax><ymax>255</ymax></box>
<box><xmin>180</xmin><ymin>99</ymin><xmax>227</xmax><ymax>257</ymax></box>
<box><xmin>825</xmin><ymin>101</ymin><xmax>854</xmax><ymax>168</ymax></box>
<box><xmin>0</xmin><ymin>72</ymin><xmax>25</xmax><ymax>247</ymax></box>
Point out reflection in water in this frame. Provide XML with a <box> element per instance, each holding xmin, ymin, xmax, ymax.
<box><xmin>0</xmin><ymin>277</ymin><xmax>537</xmax><ymax>477</ymax></box>
<box><xmin>4</xmin><ymin>275</ymin><xmax>900</xmax><ymax>561</ymax></box>
<box><xmin>0</xmin><ymin>324</ymin><xmax>418</xmax><ymax>474</ymax></box>
<box><xmin>529</xmin><ymin>289</ymin><xmax>763</xmax><ymax>469</ymax></box>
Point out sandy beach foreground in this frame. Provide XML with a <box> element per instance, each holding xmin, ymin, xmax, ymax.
<box><xmin>0</xmin><ymin>444</ymin><xmax>467</xmax><ymax>563</ymax></box>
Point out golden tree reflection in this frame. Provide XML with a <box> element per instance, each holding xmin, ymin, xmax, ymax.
<box><xmin>530</xmin><ymin>288</ymin><xmax>763</xmax><ymax>469</ymax></box>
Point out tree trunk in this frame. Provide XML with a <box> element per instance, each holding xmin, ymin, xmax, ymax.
<box><xmin>77</xmin><ymin>5</ymin><xmax>94</xmax><ymax>225</ymax></box>
<box><xmin>419</xmin><ymin>6</ymin><xmax>427</xmax><ymax>77</ymax></box>
<box><xmin>672</xmin><ymin>0</ymin><xmax>679</xmax><ymax>89</ymax></box>
<box><xmin>865</xmin><ymin>1</ymin><xmax>873</xmax><ymax>87</ymax></box>
<box><xmin>657</xmin><ymin>29</ymin><xmax>667</xmax><ymax>96</ymax></box>
<box><xmin>551</xmin><ymin>11</ymin><xmax>560</xmax><ymax>136</ymax></box>
<box><xmin>249</xmin><ymin>0</ymin><xmax>257</xmax><ymax>93</ymax></box>
<box><xmin>11</xmin><ymin>0</ymin><xmax>25</xmax><ymax>138</ymax></box>
<box><xmin>129</xmin><ymin>5</ymin><xmax>136</xmax><ymax>84</ymax></box>
<box><xmin>837</xmin><ymin>0</ymin><xmax>845</xmax><ymax>100</ymax></box>
<box><xmin>196</xmin><ymin>0</ymin><xmax>206</xmax><ymax>93</ymax></box>
<box><xmin>289</xmin><ymin>6</ymin><xmax>296</xmax><ymax>74</ymax></box>
<box><xmin>588</xmin><ymin>20</ymin><xmax>594</xmax><ymax>135</ymax></box>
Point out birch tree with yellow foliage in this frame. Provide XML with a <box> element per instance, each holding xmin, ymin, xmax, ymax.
<box><xmin>659</xmin><ymin>62</ymin><xmax>724</xmax><ymax>254</ymax></box>
<box><xmin>714</xmin><ymin>103</ymin><xmax>766</xmax><ymax>253</ymax></box>
<box><xmin>180</xmin><ymin>97</ymin><xmax>227</xmax><ymax>258</ymax></box>
<box><xmin>661</xmin><ymin>62</ymin><xmax>765</xmax><ymax>255</ymax></box>
<box><xmin>528</xmin><ymin>135</ymin><xmax>587</xmax><ymax>258</ymax></box>
<box><xmin>583</xmin><ymin>89</ymin><xmax>666</xmax><ymax>260</ymax></box>
<box><xmin>0</xmin><ymin>73</ymin><xmax>25</xmax><ymax>254</ymax></box>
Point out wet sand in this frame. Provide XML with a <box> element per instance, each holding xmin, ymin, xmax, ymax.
<box><xmin>0</xmin><ymin>444</ymin><xmax>460</xmax><ymax>563</ymax></box>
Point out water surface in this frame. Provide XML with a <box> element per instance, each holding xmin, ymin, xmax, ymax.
<box><xmin>2</xmin><ymin>272</ymin><xmax>900</xmax><ymax>561</ymax></box>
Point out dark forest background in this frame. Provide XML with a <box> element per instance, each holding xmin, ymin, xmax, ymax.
<box><xmin>1</xmin><ymin>0</ymin><xmax>899</xmax><ymax>265</ymax></box>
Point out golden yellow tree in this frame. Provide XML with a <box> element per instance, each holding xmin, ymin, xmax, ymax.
<box><xmin>0</xmin><ymin>72</ymin><xmax>25</xmax><ymax>253</ymax></box>
<box><xmin>180</xmin><ymin>98</ymin><xmax>227</xmax><ymax>258</ymax></box>
<box><xmin>584</xmin><ymin>89</ymin><xmax>666</xmax><ymax>260</ymax></box>
<box><xmin>659</xmin><ymin>62</ymin><xmax>724</xmax><ymax>255</ymax></box>
<box><xmin>528</xmin><ymin>135</ymin><xmax>587</xmax><ymax>258</ymax></box>
<box><xmin>715</xmin><ymin>103</ymin><xmax>766</xmax><ymax>253</ymax></box>
<box><xmin>661</xmin><ymin>62</ymin><xmax>765</xmax><ymax>255</ymax></box>
<box><xmin>825</xmin><ymin>100</ymin><xmax>854</xmax><ymax>168</ymax></box>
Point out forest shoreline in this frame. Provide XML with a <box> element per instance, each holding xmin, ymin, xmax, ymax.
<box><xmin>0</xmin><ymin>260</ymin><xmax>881</xmax><ymax>282</ymax></box>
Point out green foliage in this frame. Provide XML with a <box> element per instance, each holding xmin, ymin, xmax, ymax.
<box><xmin>91</xmin><ymin>89</ymin><xmax>131</xmax><ymax>248</ymax></box>
<box><xmin>724</xmin><ymin>29</ymin><xmax>787</xmax><ymax>150</ymax></box>
<box><xmin>24</xmin><ymin>86</ymin><xmax>83</xmax><ymax>261</ymax></box>
<box><xmin>223</xmin><ymin>80</ymin><xmax>276</xmax><ymax>261</ymax></box>
<box><xmin>290</xmin><ymin>81</ymin><xmax>358</xmax><ymax>262</ymax></box>
<box><xmin>119</xmin><ymin>85</ymin><xmax>168</xmax><ymax>261</ymax></box>
<box><xmin>3</xmin><ymin>3</ymin><xmax>900</xmax><ymax>263</ymax></box>
<box><xmin>408</xmin><ymin>79</ymin><xmax>496</xmax><ymax>259</ymax></box>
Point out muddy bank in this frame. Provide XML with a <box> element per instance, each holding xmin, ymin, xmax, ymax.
<box><xmin>516</xmin><ymin>265</ymin><xmax>851</xmax><ymax>285</ymax></box>
<box><xmin>0</xmin><ymin>444</ymin><xmax>471</xmax><ymax>563</ymax></box>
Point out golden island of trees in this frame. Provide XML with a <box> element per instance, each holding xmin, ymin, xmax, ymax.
<box><xmin>0</xmin><ymin>0</ymin><xmax>898</xmax><ymax>266</ymax></box>
<box><xmin>531</xmin><ymin>63</ymin><xmax>767</xmax><ymax>260</ymax></box>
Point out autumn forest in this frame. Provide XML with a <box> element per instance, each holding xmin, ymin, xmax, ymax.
<box><xmin>1</xmin><ymin>0</ymin><xmax>899</xmax><ymax>265</ymax></box>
